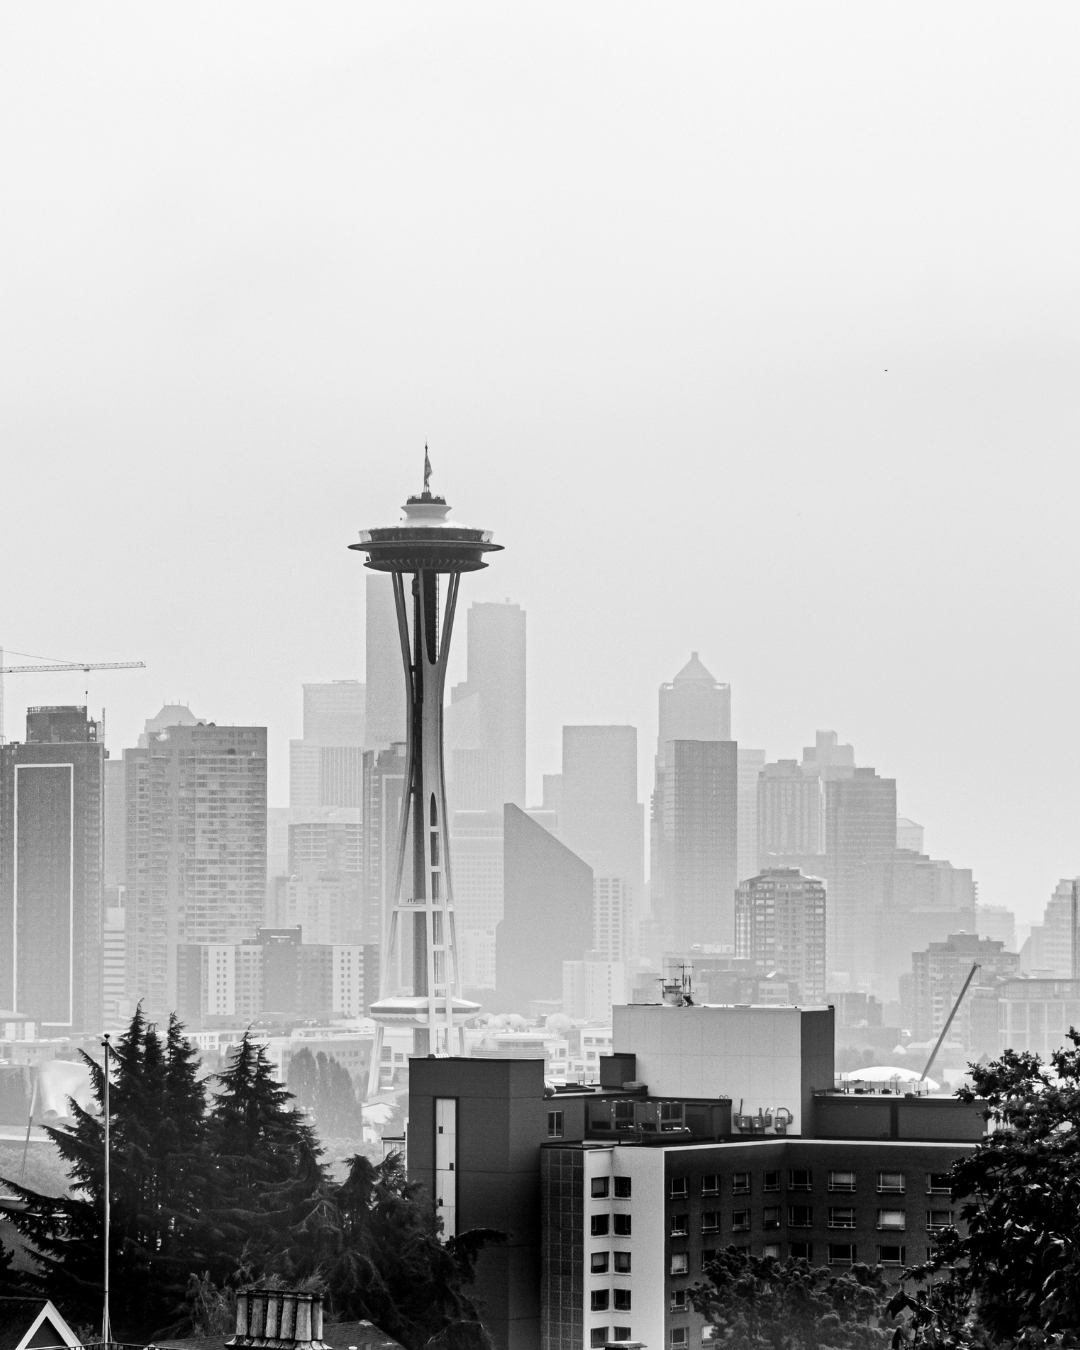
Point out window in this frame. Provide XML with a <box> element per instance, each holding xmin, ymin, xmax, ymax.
<box><xmin>701</xmin><ymin>1249</ymin><xmax>718</xmax><ymax>1271</ymax></box>
<box><xmin>661</xmin><ymin>1103</ymin><xmax>685</xmax><ymax>1131</ymax></box>
<box><xmin>829</xmin><ymin>1171</ymin><xmax>856</xmax><ymax>1192</ymax></box>
<box><xmin>670</xmin><ymin>1330</ymin><xmax>689</xmax><ymax>1348</ymax></box>
<box><xmin>763</xmin><ymin>1170</ymin><xmax>780</xmax><ymax>1191</ymax></box>
<box><xmin>732</xmin><ymin>1210</ymin><xmax>750</xmax><ymax>1232</ymax></box>
<box><xmin>613</xmin><ymin>1331</ymin><xmax>632</xmax><ymax>1344</ymax></box>
<box><xmin>828</xmin><ymin>1243</ymin><xmax>856</xmax><ymax>1265</ymax></box>
<box><xmin>548</xmin><ymin>1111</ymin><xmax>563</xmax><ymax>1139</ymax></box>
<box><xmin>790</xmin><ymin>1242</ymin><xmax>813</xmax><ymax>1261</ymax></box>
<box><xmin>828</xmin><ymin>1207</ymin><xmax>856</xmax><ymax>1229</ymax></box>
<box><xmin>614</xmin><ymin>1215</ymin><xmax>631</xmax><ymax>1236</ymax></box>
<box><xmin>591</xmin><ymin>1216</ymin><xmax>610</xmax><ymax>1236</ymax></box>
<box><xmin>591</xmin><ymin>1252</ymin><xmax>609</xmax><ymax>1273</ymax></box>
<box><xmin>614</xmin><ymin>1177</ymin><xmax>632</xmax><ymax>1199</ymax></box>
<box><xmin>733</xmin><ymin>1172</ymin><xmax>751</xmax><ymax>1194</ymax></box>
<box><xmin>878</xmin><ymin>1210</ymin><xmax>906</xmax><ymax>1231</ymax></box>
<box><xmin>670</xmin><ymin>1177</ymin><xmax>689</xmax><ymax>1199</ymax></box>
<box><xmin>590</xmin><ymin>1330</ymin><xmax>608</xmax><ymax>1348</ymax></box>
<box><xmin>927</xmin><ymin>1210</ymin><xmax>954</xmax><ymax>1231</ymax></box>
<box><xmin>927</xmin><ymin>1174</ymin><xmax>952</xmax><ymax>1195</ymax></box>
<box><xmin>763</xmin><ymin>1207</ymin><xmax>781</xmax><ymax>1230</ymax></box>
<box><xmin>670</xmin><ymin>1214</ymin><xmax>689</xmax><ymax>1236</ymax></box>
<box><xmin>762</xmin><ymin>1243</ymin><xmax>781</xmax><ymax>1259</ymax></box>
<box><xmin>591</xmin><ymin>1292</ymin><xmax>609</xmax><ymax>1312</ymax></box>
<box><xmin>702</xmin><ymin>1212</ymin><xmax>720</xmax><ymax>1234</ymax></box>
<box><xmin>614</xmin><ymin>1252</ymin><xmax>631</xmax><ymax>1274</ymax></box>
<box><xmin>788</xmin><ymin>1169</ymin><xmax>812</xmax><ymax>1191</ymax></box>
<box><xmin>878</xmin><ymin>1245</ymin><xmax>906</xmax><ymax>1265</ymax></box>
<box><xmin>592</xmin><ymin>1177</ymin><xmax>610</xmax><ymax>1198</ymax></box>
<box><xmin>878</xmin><ymin>1172</ymin><xmax>905</xmax><ymax>1194</ymax></box>
<box><xmin>702</xmin><ymin>1328</ymin><xmax>719</xmax><ymax>1344</ymax></box>
<box><xmin>702</xmin><ymin>1174</ymin><xmax>720</xmax><ymax>1196</ymax></box>
<box><xmin>788</xmin><ymin>1206</ymin><xmax>813</xmax><ymax>1228</ymax></box>
<box><xmin>670</xmin><ymin>1290</ymin><xmax>688</xmax><ymax>1312</ymax></box>
<box><xmin>671</xmin><ymin>1252</ymin><xmax>689</xmax><ymax>1275</ymax></box>
<box><xmin>613</xmin><ymin>1291</ymin><xmax>631</xmax><ymax>1312</ymax></box>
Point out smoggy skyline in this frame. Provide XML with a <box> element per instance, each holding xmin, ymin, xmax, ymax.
<box><xmin>2</xmin><ymin>5</ymin><xmax>1079</xmax><ymax>923</ymax></box>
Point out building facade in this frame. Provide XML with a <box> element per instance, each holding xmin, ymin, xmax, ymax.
<box><xmin>735</xmin><ymin>868</ymin><xmax>827</xmax><ymax>1004</ymax></box>
<box><xmin>0</xmin><ymin>706</ymin><xmax>105</xmax><ymax>1031</ymax></box>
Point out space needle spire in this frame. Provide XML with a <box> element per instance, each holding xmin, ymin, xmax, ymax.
<box><xmin>351</xmin><ymin>457</ymin><xmax>501</xmax><ymax>1093</ymax></box>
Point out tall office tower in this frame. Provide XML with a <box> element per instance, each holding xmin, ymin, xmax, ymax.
<box><xmin>593</xmin><ymin>876</ymin><xmax>631</xmax><ymax>962</ymax></box>
<box><xmin>496</xmin><ymin>804</ymin><xmax>593</xmax><ymax>1013</ymax></box>
<box><xmin>562</xmin><ymin>959</ymin><xmax>626</xmax><ymax>1022</ymax></box>
<box><xmin>123</xmin><ymin>715</ymin><xmax>267</xmax><ymax>1017</ymax></box>
<box><xmin>824</xmin><ymin>766</ymin><xmax>897</xmax><ymax>987</ymax></box>
<box><xmin>802</xmin><ymin>729</ymin><xmax>856</xmax><ymax>781</ymax></box>
<box><xmin>1021</xmin><ymin>879</ymin><xmax>1080</xmax><ymax>977</ymax></box>
<box><xmin>656</xmin><ymin>652</ymin><xmax>730</xmax><ymax>759</ymax></box>
<box><xmin>365</xmin><ymin>573</ymin><xmax>406</xmax><ymax>752</ymax></box>
<box><xmin>876</xmin><ymin>849</ymin><xmax>978</xmax><ymax>996</ymax></box>
<box><xmin>289</xmin><ymin>680</ymin><xmax>366</xmax><ymax>812</ymax></box>
<box><xmin>351</xmin><ymin>465</ymin><xmax>499</xmax><ymax>1088</ymax></box>
<box><xmin>735</xmin><ymin>868</ymin><xmax>827</xmax><ymax>1003</ymax></box>
<box><xmin>450</xmin><ymin>809</ymin><xmax>503</xmax><ymax>992</ymax></box>
<box><xmin>757</xmin><ymin>759</ymin><xmax>826</xmax><ymax>873</ymax></box>
<box><xmin>652</xmin><ymin>739</ymin><xmax>738</xmax><ymax>949</ymax></box>
<box><xmin>267</xmin><ymin>806</ymin><xmax>364</xmax><ymax>945</ymax></box>
<box><xmin>559</xmin><ymin>726</ymin><xmax>644</xmax><ymax>956</ymax></box>
<box><xmin>0</xmin><ymin>706</ymin><xmax>105</xmax><ymax>1032</ymax></box>
<box><xmin>896</xmin><ymin>817</ymin><xmax>924</xmax><ymax>852</ymax></box>
<box><xmin>977</xmin><ymin>904</ymin><xmax>1017</xmax><ymax>951</ymax></box>
<box><xmin>447</xmin><ymin>601</ymin><xmax>526</xmax><ymax>814</ymax></box>
<box><xmin>736</xmin><ymin>747</ymin><xmax>765</xmax><ymax>882</ymax></box>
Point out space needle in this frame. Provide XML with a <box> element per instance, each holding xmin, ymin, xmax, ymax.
<box><xmin>352</xmin><ymin>453</ymin><xmax>501</xmax><ymax>1093</ymax></box>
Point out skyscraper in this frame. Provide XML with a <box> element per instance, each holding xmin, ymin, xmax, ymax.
<box><xmin>656</xmin><ymin>653</ymin><xmax>731</xmax><ymax>761</ymax></box>
<box><xmin>361</xmin><ymin>743</ymin><xmax>407</xmax><ymax>976</ymax></box>
<box><xmin>735</xmin><ymin>868</ymin><xmax>827</xmax><ymax>1003</ymax></box>
<box><xmin>824</xmin><ymin>766</ymin><xmax>897</xmax><ymax>986</ymax></box>
<box><xmin>652</xmin><ymin>739</ymin><xmax>739</xmax><ymax>949</ymax></box>
<box><xmin>364</xmin><ymin>573</ymin><xmax>406</xmax><ymax>753</ymax></box>
<box><xmin>446</xmin><ymin>601</ymin><xmax>526</xmax><ymax>814</ymax></box>
<box><xmin>736</xmin><ymin>747</ymin><xmax>765</xmax><ymax>882</ymax></box>
<box><xmin>0</xmin><ymin>706</ymin><xmax>105</xmax><ymax>1031</ymax></box>
<box><xmin>496</xmin><ymin>803</ymin><xmax>593</xmax><ymax>1013</ymax></box>
<box><xmin>123</xmin><ymin>714</ymin><xmax>267</xmax><ymax>1017</ymax></box>
<box><xmin>559</xmin><ymin>725</ymin><xmax>644</xmax><ymax>953</ymax></box>
<box><xmin>289</xmin><ymin>680</ymin><xmax>366</xmax><ymax>811</ymax></box>
<box><xmin>757</xmin><ymin>759</ymin><xmax>826</xmax><ymax>873</ymax></box>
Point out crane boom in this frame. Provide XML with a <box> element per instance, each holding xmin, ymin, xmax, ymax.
<box><xmin>0</xmin><ymin>661</ymin><xmax>145</xmax><ymax>674</ymax></box>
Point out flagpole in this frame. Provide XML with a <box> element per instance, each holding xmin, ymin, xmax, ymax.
<box><xmin>101</xmin><ymin>1034</ymin><xmax>111</xmax><ymax>1345</ymax></box>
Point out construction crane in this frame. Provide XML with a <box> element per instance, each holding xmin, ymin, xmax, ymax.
<box><xmin>0</xmin><ymin>649</ymin><xmax>145</xmax><ymax>744</ymax></box>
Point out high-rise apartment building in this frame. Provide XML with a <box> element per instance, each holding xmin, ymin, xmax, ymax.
<box><xmin>562</xmin><ymin>959</ymin><xmax>626</xmax><ymax>1022</ymax></box>
<box><xmin>364</xmin><ymin>573</ymin><xmax>406</xmax><ymax>753</ymax></box>
<box><xmin>447</xmin><ymin>602</ymin><xmax>526</xmax><ymax>814</ymax></box>
<box><xmin>907</xmin><ymin>932</ymin><xmax>1020</xmax><ymax>1056</ymax></box>
<box><xmin>652</xmin><ymin>739</ymin><xmax>739</xmax><ymax>949</ymax></box>
<box><xmin>824</xmin><ymin>766</ymin><xmax>896</xmax><ymax>986</ymax></box>
<box><xmin>0</xmin><ymin>706</ymin><xmax>105</xmax><ymax>1031</ymax></box>
<box><xmin>361</xmin><ymin>743</ymin><xmax>407</xmax><ymax>985</ymax></box>
<box><xmin>656</xmin><ymin>653</ymin><xmax>731</xmax><ymax>761</ymax></box>
<box><xmin>123</xmin><ymin>715</ymin><xmax>267</xmax><ymax>1017</ymax></box>
<box><xmin>976</xmin><ymin>904</ymin><xmax>1017</xmax><ymax>952</ymax></box>
<box><xmin>876</xmin><ymin>850</ymin><xmax>978</xmax><ymax>996</ymax></box>
<box><xmin>735</xmin><ymin>868</ymin><xmax>827</xmax><ymax>1003</ymax></box>
<box><xmin>593</xmin><ymin>876</ymin><xmax>631</xmax><ymax>963</ymax></box>
<box><xmin>496</xmin><ymin>804</ymin><xmax>593</xmax><ymax>1013</ymax></box>
<box><xmin>268</xmin><ymin>806</ymin><xmax>363</xmax><ymax>946</ymax></box>
<box><xmin>757</xmin><ymin>760</ymin><xmax>825</xmax><ymax>873</ymax></box>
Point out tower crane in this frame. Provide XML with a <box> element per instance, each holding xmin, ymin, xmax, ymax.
<box><xmin>0</xmin><ymin>649</ymin><xmax>145</xmax><ymax>744</ymax></box>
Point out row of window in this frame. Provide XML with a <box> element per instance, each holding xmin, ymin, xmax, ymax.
<box><xmin>668</xmin><ymin>1170</ymin><xmax>949</xmax><ymax>1199</ymax></box>
<box><xmin>590</xmin><ymin>1290</ymin><xmax>631</xmax><ymax>1312</ymax></box>
<box><xmin>591</xmin><ymin>1215</ymin><xmax>632</xmax><ymax>1236</ymax></box>
<box><xmin>668</xmin><ymin>1242</ymin><xmax>908</xmax><ymax>1276</ymax></box>
<box><xmin>668</xmin><ymin>1206</ymin><xmax>935</xmax><ymax>1234</ymax></box>
<box><xmin>591</xmin><ymin>1177</ymin><xmax>632</xmax><ymax>1198</ymax></box>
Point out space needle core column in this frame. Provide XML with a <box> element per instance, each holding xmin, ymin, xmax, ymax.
<box><xmin>351</xmin><ymin>458</ymin><xmax>501</xmax><ymax>1084</ymax></box>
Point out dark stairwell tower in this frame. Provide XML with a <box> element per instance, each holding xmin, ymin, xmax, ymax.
<box><xmin>351</xmin><ymin>457</ymin><xmax>501</xmax><ymax>1091</ymax></box>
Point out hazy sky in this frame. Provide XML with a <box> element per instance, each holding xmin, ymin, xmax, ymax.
<box><xmin>2</xmin><ymin>5</ymin><xmax>1078</xmax><ymax>923</ymax></box>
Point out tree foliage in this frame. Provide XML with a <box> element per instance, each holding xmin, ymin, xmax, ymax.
<box><xmin>286</xmin><ymin>1047</ymin><xmax>365</xmax><ymax>1140</ymax></box>
<box><xmin>890</xmin><ymin>1031</ymin><xmax>1080</xmax><ymax>1349</ymax></box>
<box><xmin>0</xmin><ymin>1012</ymin><xmax>495</xmax><ymax>1349</ymax></box>
<box><xmin>690</xmin><ymin>1246</ymin><xmax>897</xmax><ymax>1350</ymax></box>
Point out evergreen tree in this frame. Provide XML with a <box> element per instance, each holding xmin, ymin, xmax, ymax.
<box><xmin>286</xmin><ymin>1046</ymin><xmax>319</xmax><ymax>1115</ymax></box>
<box><xmin>0</xmin><ymin>1009</ymin><xmax>209</xmax><ymax>1339</ymax></box>
<box><xmin>271</xmin><ymin>1151</ymin><xmax>500</xmax><ymax>1350</ymax></box>
<box><xmin>205</xmin><ymin>1032</ymin><xmax>324</xmax><ymax>1271</ymax></box>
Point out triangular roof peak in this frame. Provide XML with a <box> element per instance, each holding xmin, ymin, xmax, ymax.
<box><xmin>672</xmin><ymin>651</ymin><xmax>717</xmax><ymax>684</ymax></box>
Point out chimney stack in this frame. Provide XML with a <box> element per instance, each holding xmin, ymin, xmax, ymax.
<box><xmin>227</xmin><ymin>1290</ymin><xmax>330</xmax><ymax>1350</ymax></box>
